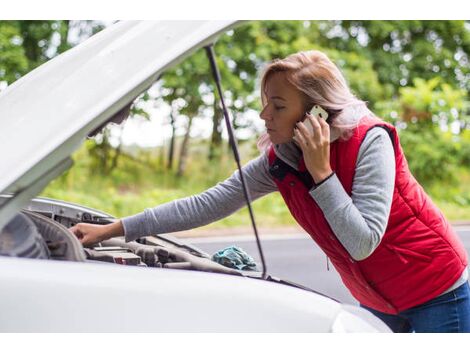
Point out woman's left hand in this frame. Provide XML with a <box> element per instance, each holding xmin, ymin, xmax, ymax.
<box><xmin>294</xmin><ymin>113</ymin><xmax>333</xmax><ymax>183</ymax></box>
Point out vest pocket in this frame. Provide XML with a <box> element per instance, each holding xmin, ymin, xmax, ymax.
<box><xmin>385</xmin><ymin>243</ymin><xmax>433</xmax><ymax>264</ymax></box>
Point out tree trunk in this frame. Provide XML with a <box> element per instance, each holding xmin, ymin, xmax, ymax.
<box><xmin>177</xmin><ymin>115</ymin><xmax>194</xmax><ymax>177</ymax></box>
<box><xmin>167</xmin><ymin>112</ymin><xmax>176</xmax><ymax>170</ymax></box>
<box><xmin>109</xmin><ymin>136</ymin><xmax>123</xmax><ymax>173</ymax></box>
<box><xmin>208</xmin><ymin>100</ymin><xmax>223</xmax><ymax>161</ymax></box>
<box><xmin>19</xmin><ymin>21</ymin><xmax>43</xmax><ymax>67</ymax></box>
<box><xmin>158</xmin><ymin>143</ymin><xmax>166</xmax><ymax>169</ymax></box>
<box><xmin>58</xmin><ymin>20</ymin><xmax>71</xmax><ymax>53</ymax></box>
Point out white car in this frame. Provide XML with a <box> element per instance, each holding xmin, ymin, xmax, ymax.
<box><xmin>0</xmin><ymin>20</ymin><xmax>391</xmax><ymax>332</ymax></box>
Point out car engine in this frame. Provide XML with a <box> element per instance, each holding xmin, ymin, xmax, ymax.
<box><xmin>0</xmin><ymin>198</ymin><xmax>249</xmax><ymax>277</ymax></box>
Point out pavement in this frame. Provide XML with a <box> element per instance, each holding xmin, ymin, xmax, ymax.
<box><xmin>183</xmin><ymin>224</ymin><xmax>470</xmax><ymax>304</ymax></box>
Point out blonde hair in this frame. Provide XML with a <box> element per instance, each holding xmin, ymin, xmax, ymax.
<box><xmin>257</xmin><ymin>50</ymin><xmax>374</xmax><ymax>151</ymax></box>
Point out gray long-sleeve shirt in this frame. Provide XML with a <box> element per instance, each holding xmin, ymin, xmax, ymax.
<box><xmin>123</xmin><ymin>126</ymin><xmax>394</xmax><ymax>260</ymax></box>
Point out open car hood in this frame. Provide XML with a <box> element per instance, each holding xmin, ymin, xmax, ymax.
<box><xmin>0</xmin><ymin>20</ymin><xmax>239</xmax><ymax>229</ymax></box>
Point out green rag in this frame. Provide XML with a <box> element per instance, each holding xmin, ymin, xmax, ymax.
<box><xmin>212</xmin><ymin>245</ymin><xmax>258</xmax><ymax>271</ymax></box>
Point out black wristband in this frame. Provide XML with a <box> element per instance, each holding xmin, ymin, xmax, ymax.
<box><xmin>312</xmin><ymin>171</ymin><xmax>335</xmax><ymax>190</ymax></box>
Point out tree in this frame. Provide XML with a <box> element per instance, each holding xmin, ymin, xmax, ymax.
<box><xmin>320</xmin><ymin>21</ymin><xmax>470</xmax><ymax>98</ymax></box>
<box><xmin>5</xmin><ymin>20</ymin><xmax>470</xmax><ymax>183</ymax></box>
<box><xmin>378</xmin><ymin>77</ymin><xmax>469</xmax><ymax>188</ymax></box>
<box><xmin>158</xmin><ymin>20</ymin><xmax>387</xmax><ymax>170</ymax></box>
<box><xmin>0</xmin><ymin>20</ymin><xmax>106</xmax><ymax>84</ymax></box>
<box><xmin>0</xmin><ymin>21</ymin><xmax>28</xmax><ymax>85</ymax></box>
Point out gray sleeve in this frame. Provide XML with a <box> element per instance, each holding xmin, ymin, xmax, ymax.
<box><xmin>121</xmin><ymin>153</ymin><xmax>277</xmax><ymax>242</ymax></box>
<box><xmin>309</xmin><ymin>127</ymin><xmax>395</xmax><ymax>261</ymax></box>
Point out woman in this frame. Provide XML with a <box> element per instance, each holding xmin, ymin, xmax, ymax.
<box><xmin>70</xmin><ymin>50</ymin><xmax>470</xmax><ymax>333</ymax></box>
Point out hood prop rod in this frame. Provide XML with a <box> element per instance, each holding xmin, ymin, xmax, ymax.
<box><xmin>205</xmin><ymin>44</ymin><xmax>267</xmax><ymax>280</ymax></box>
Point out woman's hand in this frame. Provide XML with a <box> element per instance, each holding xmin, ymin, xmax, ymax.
<box><xmin>293</xmin><ymin>113</ymin><xmax>333</xmax><ymax>184</ymax></box>
<box><xmin>69</xmin><ymin>221</ymin><xmax>124</xmax><ymax>247</ymax></box>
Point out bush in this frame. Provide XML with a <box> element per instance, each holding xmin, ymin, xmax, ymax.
<box><xmin>398</xmin><ymin>126</ymin><xmax>460</xmax><ymax>189</ymax></box>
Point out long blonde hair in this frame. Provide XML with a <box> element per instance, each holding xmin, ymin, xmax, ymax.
<box><xmin>257</xmin><ymin>50</ymin><xmax>374</xmax><ymax>150</ymax></box>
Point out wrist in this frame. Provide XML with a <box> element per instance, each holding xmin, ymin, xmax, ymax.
<box><xmin>312</xmin><ymin>168</ymin><xmax>333</xmax><ymax>184</ymax></box>
<box><xmin>102</xmin><ymin>220</ymin><xmax>124</xmax><ymax>240</ymax></box>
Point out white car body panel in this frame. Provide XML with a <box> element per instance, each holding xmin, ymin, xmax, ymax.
<box><xmin>0</xmin><ymin>256</ymin><xmax>344</xmax><ymax>332</ymax></box>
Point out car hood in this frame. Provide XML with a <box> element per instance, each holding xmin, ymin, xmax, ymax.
<box><xmin>0</xmin><ymin>20</ymin><xmax>239</xmax><ymax>230</ymax></box>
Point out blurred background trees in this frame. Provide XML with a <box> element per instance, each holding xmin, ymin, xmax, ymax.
<box><xmin>1</xmin><ymin>20</ymin><xmax>469</xmax><ymax>224</ymax></box>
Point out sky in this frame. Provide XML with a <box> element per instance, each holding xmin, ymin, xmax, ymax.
<box><xmin>109</xmin><ymin>107</ymin><xmax>264</xmax><ymax>148</ymax></box>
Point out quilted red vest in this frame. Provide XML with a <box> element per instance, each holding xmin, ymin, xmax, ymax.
<box><xmin>268</xmin><ymin>115</ymin><xmax>467</xmax><ymax>314</ymax></box>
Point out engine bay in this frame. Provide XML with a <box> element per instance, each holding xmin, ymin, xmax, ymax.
<box><xmin>0</xmin><ymin>198</ymin><xmax>254</xmax><ymax>277</ymax></box>
<box><xmin>1</xmin><ymin>197</ymin><xmax>332</xmax><ymax>297</ymax></box>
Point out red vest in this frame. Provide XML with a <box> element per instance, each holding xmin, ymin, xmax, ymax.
<box><xmin>268</xmin><ymin>115</ymin><xmax>468</xmax><ymax>314</ymax></box>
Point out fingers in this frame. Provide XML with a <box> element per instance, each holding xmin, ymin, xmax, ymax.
<box><xmin>69</xmin><ymin>223</ymin><xmax>90</xmax><ymax>245</ymax></box>
<box><xmin>69</xmin><ymin>223</ymin><xmax>109</xmax><ymax>247</ymax></box>
<box><xmin>295</xmin><ymin>121</ymin><xmax>309</xmax><ymax>137</ymax></box>
<box><xmin>296</xmin><ymin>114</ymin><xmax>324</xmax><ymax>145</ymax></box>
<box><xmin>295</xmin><ymin>122</ymin><xmax>312</xmax><ymax>151</ymax></box>
<box><xmin>69</xmin><ymin>224</ymin><xmax>83</xmax><ymax>238</ymax></box>
<box><xmin>318</xmin><ymin>115</ymin><xmax>330</xmax><ymax>141</ymax></box>
<box><xmin>293</xmin><ymin>128</ymin><xmax>307</xmax><ymax>148</ymax></box>
<box><xmin>307</xmin><ymin>113</ymin><xmax>322</xmax><ymax>135</ymax></box>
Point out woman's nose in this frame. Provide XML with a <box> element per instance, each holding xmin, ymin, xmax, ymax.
<box><xmin>260</xmin><ymin>106</ymin><xmax>272</xmax><ymax>121</ymax></box>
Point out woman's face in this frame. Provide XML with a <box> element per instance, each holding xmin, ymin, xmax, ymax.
<box><xmin>260</xmin><ymin>72</ymin><xmax>306</xmax><ymax>144</ymax></box>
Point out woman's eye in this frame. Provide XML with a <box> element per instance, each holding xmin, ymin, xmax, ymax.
<box><xmin>274</xmin><ymin>106</ymin><xmax>285</xmax><ymax>110</ymax></box>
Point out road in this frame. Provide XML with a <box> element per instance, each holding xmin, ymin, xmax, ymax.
<box><xmin>188</xmin><ymin>225</ymin><xmax>470</xmax><ymax>305</ymax></box>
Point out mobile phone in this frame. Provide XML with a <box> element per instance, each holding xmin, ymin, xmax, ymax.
<box><xmin>310</xmin><ymin>105</ymin><xmax>329</xmax><ymax>121</ymax></box>
<box><xmin>299</xmin><ymin>105</ymin><xmax>329</xmax><ymax>135</ymax></box>
<box><xmin>293</xmin><ymin>104</ymin><xmax>329</xmax><ymax>144</ymax></box>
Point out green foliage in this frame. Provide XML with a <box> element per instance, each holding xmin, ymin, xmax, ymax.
<box><xmin>428</xmin><ymin>167</ymin><xmax>470</xmax><ymax>208</ymax></box>
<box><xmin>0</xmin><ymin>20</ymin><xmax>105</xmax><ymax>87</ymax></box>
<box><xmin>379</xmin><ymin>76</ymin><xmax>470</xmax><ymax>189</ymax></box>
<box><xmin>41</xmin><ymin>141</ymin><xmax>296</xmax><ymax>226</ymax></box>
<box><xmin>41</xmin><ymin>137</ymin><xmax>470</xmax><ymax>226</ymax></box>
<box><xmin>455</xmin><ymin>129</ymin><xmax>470</xmax><ymax>166</ymax></box>
<box><xmin>0</xmin><ymin>21</ymin><xmax>28</xmax><ymax>83</ymax></box>
<box><xmin>336</xmin><ymin>21</ymin><xmax>470</xmax><ymax>96</ymax></box>
<box><xmin>399</xmin><ymin>126</ymin><xmax>460</xmax><ymax>188</ymax></box>
<box><xmin>400</xmin><ymin>77</ymin><xmax>468</xmax><ymax>126</ymax></box>
<box><xmin>321</xmin><ymin>49</ymin><xmax>385</xmax><ymax>108</ymax></box>
<box><xmin>4</xmin><ymin>20</ymin><xmax>470</xmax><ymax>225</ymax></box>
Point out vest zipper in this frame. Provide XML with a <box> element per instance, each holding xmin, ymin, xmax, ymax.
<box><xmin>326</xmin><ymin>256</ymin><xmax>330</xmax><ymax>271</ymax></box>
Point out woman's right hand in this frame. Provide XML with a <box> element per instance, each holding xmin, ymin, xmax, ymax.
<box><xmin>69</xmin><ymin>221</ymin><xmax>124</xmax><ymax>247</ymax></box>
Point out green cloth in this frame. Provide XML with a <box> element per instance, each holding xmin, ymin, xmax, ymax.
<box><xmin>212</xmin><ymin>246</ymin><xmax>258</xmax><ymax>271</ymax></box>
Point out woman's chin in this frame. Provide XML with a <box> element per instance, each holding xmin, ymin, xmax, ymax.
<box><xmin>265</xmin><ymin>130</ymin><xmax>294</xmax><ymax>144</ymax></box>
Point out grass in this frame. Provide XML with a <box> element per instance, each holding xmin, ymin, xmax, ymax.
<box><xmin>41</xmin><ymin>140</ymin><xmax>470</xmax><ymax>230</ymax></box>
<box><xmin>428</xmin><ymin>167</ymin><xmax>470</xmax><ymax>222</ymax></box>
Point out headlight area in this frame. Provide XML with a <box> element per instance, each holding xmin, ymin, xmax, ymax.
<box><xmin>331</xmin><ymin>305</ymin><xmax>392</xmax><ymax>333</ymax></box>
